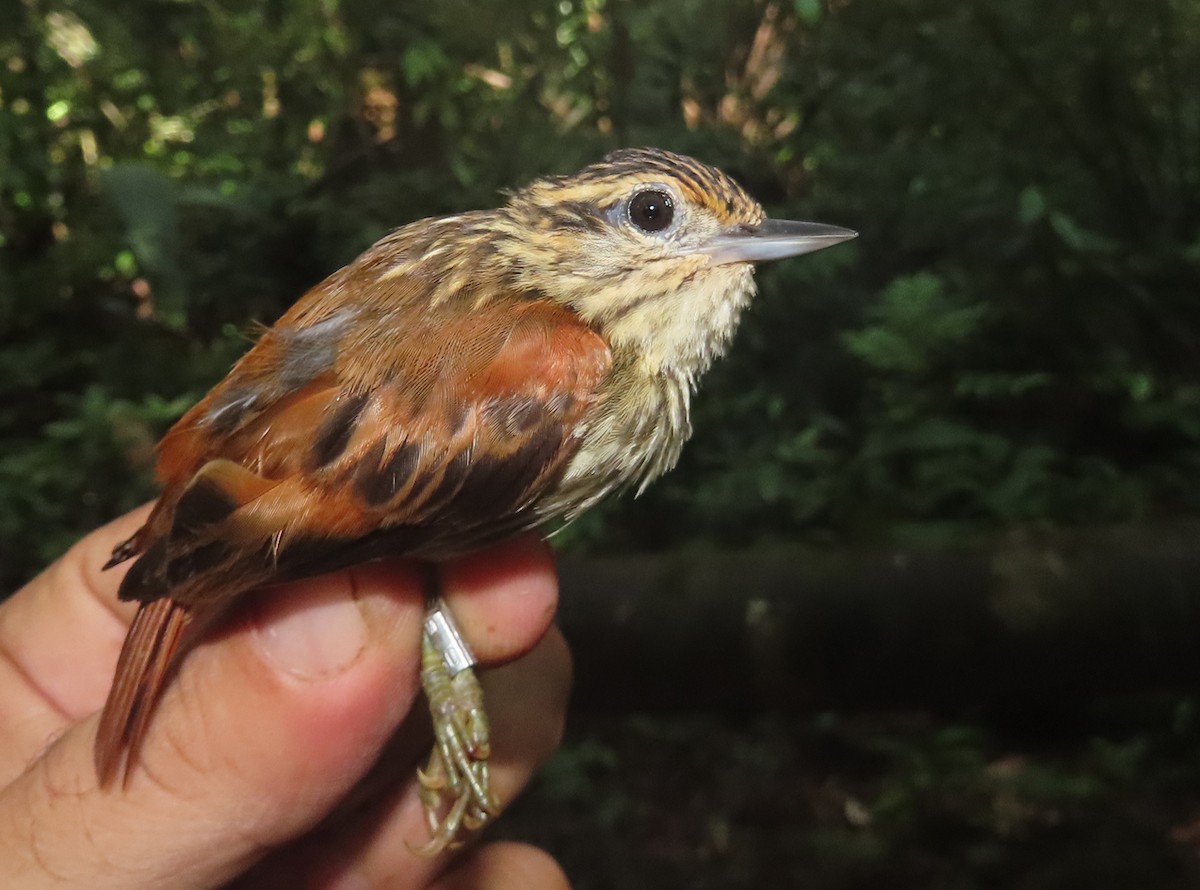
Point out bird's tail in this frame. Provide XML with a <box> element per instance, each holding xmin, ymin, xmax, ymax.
<box><xmin>95</xmin><ymin>598</ymin><xmax>193</xmax><ymax>787</ymax></box>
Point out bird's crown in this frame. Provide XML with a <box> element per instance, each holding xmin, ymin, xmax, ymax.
<box><xmin>510</xmin><ymin>147</ymin><xmax>766</xmax><ymax>235</ymax></box>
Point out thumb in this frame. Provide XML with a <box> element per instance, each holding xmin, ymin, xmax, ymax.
<box><xmin>0</xmin><ymin>562</ymin><xmax>426</xmax><ymax>890</ymax></box>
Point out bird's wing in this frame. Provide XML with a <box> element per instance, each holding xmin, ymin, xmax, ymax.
<box><xmin>96</xmin><ymin>294</ymin><xmax>610</xmax><ymax>786</ymax></box>
<box><xmin>114</xmin><ymin>295</ymin><xmax>612</xmax><ymax>607</ymax></box>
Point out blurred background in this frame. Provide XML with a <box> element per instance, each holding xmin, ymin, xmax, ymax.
<box><xmin>3</xmin><ymin>0</ymin><xmax>1200</xmax><ymax>885</ymax></box>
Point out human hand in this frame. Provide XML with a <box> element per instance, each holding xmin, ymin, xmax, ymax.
<box><xmin>0</xmin><ymin>506</ymin><xmax>571</xmax><ymax>889</ymax></box>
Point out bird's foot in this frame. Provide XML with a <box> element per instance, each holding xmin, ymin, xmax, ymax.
<box><xmin>412</xmin><ymin>604</ymin><xmax>497</xmax><ymax>855</ymax></box>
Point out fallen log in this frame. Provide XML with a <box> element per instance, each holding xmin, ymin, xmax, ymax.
<box><xmin>555</xmin><ymin>523</ymin><xmax>1200</xmax><ymax>724</ymax></box>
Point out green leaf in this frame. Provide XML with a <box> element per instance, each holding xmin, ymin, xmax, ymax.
<box><xmin>1049</xmin><ymin>211</ymin><xmax>1120</xmax><ymax>254</ymax></box>
<box><xmin>1018</xmin><ymin>185</ymin><xmax>1046</xmax><ymax>224</ymax></box>
<box><xmin>794</xmin><ymin>0</ymin><xmax>822</xmax><ymax>26</ymax></box>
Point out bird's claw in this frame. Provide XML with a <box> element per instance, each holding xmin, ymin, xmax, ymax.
<box><xmin>412</xmin><ymin>621</ymin><xmax>497</xmax><ymax>855</ymax></box>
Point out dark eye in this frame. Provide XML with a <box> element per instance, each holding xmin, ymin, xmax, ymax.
<box><xmin>627</xmin><ymin>189</ymin><xmax>674</xmax><ymax>233</ymax></box>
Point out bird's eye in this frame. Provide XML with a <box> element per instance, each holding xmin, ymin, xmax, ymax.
<box><xmin>627</xmin><ymin>189</ymin><xmax>674</xmax><ymax>233</ymax></box>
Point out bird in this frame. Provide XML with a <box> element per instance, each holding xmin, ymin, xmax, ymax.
<box><xmin>95</xmin><ymin>147</ymin><xmax>856</xmax><ymax>852</ymax></box>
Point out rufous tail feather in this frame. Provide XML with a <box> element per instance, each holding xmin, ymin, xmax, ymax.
<box><xmin>95</xmin><ymin>598</ymin><xmax>192</xmax><ymax>787</ymax></box>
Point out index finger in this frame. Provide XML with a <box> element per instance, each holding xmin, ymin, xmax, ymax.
<box><xmin>0</xmin><ymin>506</ymin><xmax>150</xmax><ymax>782</ymax></box>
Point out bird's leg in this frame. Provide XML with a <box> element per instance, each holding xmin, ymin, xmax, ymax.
<box><xmin>413</xmin><ymin>579</ymin><xmax>497</xmax><ymax>855</ymax></box>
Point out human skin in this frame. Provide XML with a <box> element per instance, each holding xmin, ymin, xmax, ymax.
<box><xmin>0</xmin><ymin>505</ymin><xmax>572</xmax><ymax>889</ymax></box>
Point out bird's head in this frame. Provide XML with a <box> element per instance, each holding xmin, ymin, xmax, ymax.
<box><xmin>495</xmin><ymin>148</ymin><xmax>856</xmax><ymax>380</ymax></box>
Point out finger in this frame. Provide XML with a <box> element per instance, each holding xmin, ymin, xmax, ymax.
<box><xmin>0</xmin><ymin>506</ymin><xmax>150</xmax><ymax>783</ymax></box>
<box><xmin>431</xmin><ymin>842</ymin><xmax>571</xmax><ymax>890</ymax></box>
<box><xmin>236</xmin><ymin>626</ymin><xmax>572</xmax><ymax>890</ymax></box>
<box><xmin>0</xmin><ymin>560</ymin><xmax>427</xmax><ymax>889</ymax></box>
<box><xmin>262</xmin><ymin>535</ymin><xmax>563</xmax><ymax>828</ymax></box>
<box><xmin>437</xmin><ymin>534</ymin><xmax>560</xmax><ymax>665</ymax></box>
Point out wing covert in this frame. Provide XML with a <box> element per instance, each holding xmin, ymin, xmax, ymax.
<box><xmin>116</xmin><ymin>295</ymin><xmax>611</xmax><ymax>604</ymax></box>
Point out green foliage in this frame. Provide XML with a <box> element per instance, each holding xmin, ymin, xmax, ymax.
<box><xmin>0</xmin><ymin>386</ymin><xmax>189</xmax><ymax>569</ymax></box>
<box><xmin>843</xmin><ymin>272</ymin><xmax>989</xmax><ymax>377</ymax></box>
<box><xmin>532</xmin><ymin>737</ymin><xmax>629</xmax><ymax>831</ymax></box>
<box><xmin>511</xmin><ymin>709</ymin><xmax>1200</xmax><ymax>889</ymax></box>
<box><xmin>3</xmin><ymin>0</ymin><xmax>1200</xmax><ymax>587</ymax></box>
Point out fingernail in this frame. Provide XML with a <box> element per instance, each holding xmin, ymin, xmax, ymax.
<box><xmin>255</xmin><ymin>573</ymin><xmax>368</xmax><ymax>680</ymax></box>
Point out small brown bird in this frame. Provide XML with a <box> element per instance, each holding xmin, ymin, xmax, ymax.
<box><xmin>97</xmin><ymin>147</ymin><xmax>855</xmax><ymax>851</ymax></box>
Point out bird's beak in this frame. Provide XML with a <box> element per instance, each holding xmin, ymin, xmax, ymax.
<box><xmin>701</xmin><ymin>219</ymin><xmax>858</xmax><ymax>265</ymax></box>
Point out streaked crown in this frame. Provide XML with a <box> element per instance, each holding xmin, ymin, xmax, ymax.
<box><xmin>514</xmin><ymin>147</ymin><xmax>766</xmax><ymax>231</ymax></box>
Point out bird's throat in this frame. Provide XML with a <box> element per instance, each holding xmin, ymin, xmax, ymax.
<box><xmin>589</xmin><ymin>263</ymin><xmax>757</xmax><ymax>385</ymax></box>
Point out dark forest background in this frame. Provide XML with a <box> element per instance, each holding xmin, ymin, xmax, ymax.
<box><xmin>3</xmin><ymin>1</ymin><xmax>1200</xmax><ymax>886</ymax></box>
